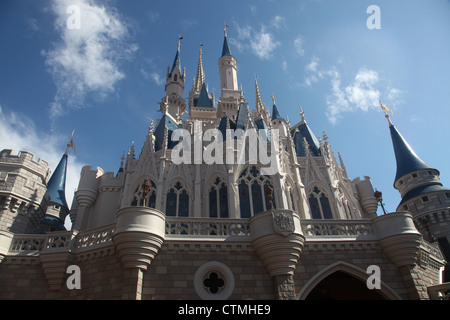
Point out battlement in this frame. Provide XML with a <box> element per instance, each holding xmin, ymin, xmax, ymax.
<box><xmin>0</xmin><ymin>149</ymin><xmax>50</xmax><ymax>178</ymax></box>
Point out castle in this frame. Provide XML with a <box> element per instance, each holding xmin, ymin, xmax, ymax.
<box><xmin>0</xmin><ymin>29</ymin><xmax>449</xmax><ymax>300</ymax></box>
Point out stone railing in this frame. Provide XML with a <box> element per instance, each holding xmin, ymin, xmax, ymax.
<box><xmin>165</xmin><ymin>217</ymin><xmax>250</xmax><ymax>238</ymax></box>
<box><xmin>8</xmin><ymin>224</ymin><xmax>115</xmax><ymax>255</ymax></box>
<box><xmin>300</xmin><ymin>219</ymin><xmax>375</xmax><ymax>238</ymax></box>
<box><xmin>427</xmin><ymin>283</ymin><xmax>450</xmax><ymax>300</ymax></box>
<box><xmin>13</xmin><ymin>216</ymin><xmax>441</xmax><ymax>254</ymax></box>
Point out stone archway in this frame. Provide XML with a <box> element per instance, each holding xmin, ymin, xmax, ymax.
<box><xmin>296</xmin><ymin>261</ymin><xmax>401</xmax><ymax>300</ymax></box>
<box><xmin>304</xmin><ymin>271</ymin><xmax>385</xmax><ymax>300</ymax></box>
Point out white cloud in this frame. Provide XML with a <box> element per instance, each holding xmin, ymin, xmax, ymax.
<box><xmin>303</xmin><ymin>56</ymin><xmax>322</xmax><ymax>86</ymax></box>
<box><xmin>231</xmin><ymin>23</ymin><xmax>280</xmax><ymax>60</ymax></box>
<box><xmin>0</xmin><ymin>106</ymin><xmax>84</xmax><ymax>229</ymax></box>
<box><xmin>271</xmin><ymin>16</ymin><xmax>286</xmax><ymax>30</ymax></box>
<box><xmin>326</xmin><ymin>68</ymin><xmax>384</xmax><ymax>124</ymax></box>
<box><xmin>42</xmin><ymin>0</ymin><xmax>137</xmax><ymax>120</ymax></box>
<box><xmin>294</xmin><ymin>35</ymin><xmax>305</xmax><ymax>56</ymax></box>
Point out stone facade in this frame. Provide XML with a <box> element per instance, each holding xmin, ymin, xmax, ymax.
<box><xmin>0</xmin><ymin>30</ymin><xmax>449</xmax><ymax>300</ymax></box>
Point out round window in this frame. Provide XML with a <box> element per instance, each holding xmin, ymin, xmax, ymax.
<box><xmin>194</xmin><ymin>261</ymin><xmax>234</xmax><ymax>300</ymax></box>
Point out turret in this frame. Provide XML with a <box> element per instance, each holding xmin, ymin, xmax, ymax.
<box><xmin>217</xmin><ymin>27</ymin><xmax>241</xmax><ymax>121</ymax></box>
<box><xmin>41</xmin><ymin>136</ymin><xmax>75</xmax><ymax>232</ymax></box>
<box><xmin>162</xmin><ymin>38</ymin><xmax>186</xmax><ymax>121</ymax></box>
<box><xmin>188</xmin><ymin>44</ymin><xmax>216</xmax><ymax>121</ymax></box>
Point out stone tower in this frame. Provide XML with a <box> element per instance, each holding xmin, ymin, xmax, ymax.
<box><xmin>387</xmin><ymin>114</ymin><xmax>450</xmax><ymax>281</ymax></box>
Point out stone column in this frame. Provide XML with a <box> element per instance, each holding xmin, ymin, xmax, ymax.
<box><xmin>250</xmin><ymin>209</ymin><xmax>305</xmax><ymax>300</ymax></box>
<box><xmin>373</xmin><ymin>211</ymin><xmax>423</xmax><ymax>299</ymax></box>
<box><xmin>112</xmin><ymin>206</ymin><xmax>166</xmax><ymax>300</ymax></box>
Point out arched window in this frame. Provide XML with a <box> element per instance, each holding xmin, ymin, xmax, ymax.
<box><xmin>238</xmin><ymin>166</ymin><xmax>276</xmax><ymax>218</ymax></box>
<box><xmin>308</xmin><ymin>186</ymin><xmax>333</xmax><ymax>219</ymax></box>
<box><xmin>166</xmin><ymin>181</ymin><xmax>190</xmax><ymax>217</ymax></box>
<box><xmin>131</xmin><ymin>179</ymin><xmax>156</xmax><ymax>208</ymax></box>
<box><xmin>209</xmin><ymin>177</ymin><xmax>229</xmax><ymax>218</ymax></box>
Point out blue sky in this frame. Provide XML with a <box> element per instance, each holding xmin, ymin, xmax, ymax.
<box><xmin>1</xmin><ymin>0</ymin><xmax>450</xmax><ymax>221</ymax></box>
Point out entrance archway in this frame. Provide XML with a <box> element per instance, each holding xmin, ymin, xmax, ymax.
<box><xmin>305</xmin><ymin>271</ymin><xmax>385</xmax><ymax>300</ymax></box>
<box><xmin>296</xmin><ymin>261</ymin><xmax>401</xmax><ymax>300</ymax></box>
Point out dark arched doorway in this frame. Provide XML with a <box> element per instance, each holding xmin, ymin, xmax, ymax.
<box><xmin>305</xmin><ymin>271</ymin><xmax>385</xmax><ymax>300</ymax></box>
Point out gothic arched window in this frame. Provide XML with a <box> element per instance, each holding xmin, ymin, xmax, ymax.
<box><xmin>166</xmin><ymin>181</ymin><xmax>190</xmax><ymax>217</ymax></box>
<box><xmin>308</xmin><ymin>186</ymin><xmax>333</xmax><ymax>219</ymax></box>
<box><xmin>238</xmin><ymin>166</ymin><xmax>276</xmax><ymax>218</ymax></box>
<box><xmin>209</xmin><ymin>177</ymin><xmax>229</xmax><ymax>218</ymax></box>
<box><xmin>131</xmin><ymin>179</ymin><xmax>156</xmax><ymax>208</ymax></box>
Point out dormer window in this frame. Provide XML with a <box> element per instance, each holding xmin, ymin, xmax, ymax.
<box><xmin>421</xmin><ymin>196</ymin><xmax>429</xmax><ymax>202</ymax></box>
<box><xmin>412</xmin><ymin>173</ymin><xmax>418</xmax><ymax>178</ymax></box>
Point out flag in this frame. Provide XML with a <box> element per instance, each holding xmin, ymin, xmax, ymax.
<box><xmin>380</xmin><ymin>101</ymin><xmax>393</xmax><ymax>116</ymax></box>
<box><xmin>69</xmin><ymin>130</ymin><xmax>76</xmax><ymax>154</ymax></box>
<box><xmin>225</xmin><ymin>24</ymin><xmax>230</xmax><ymax>28</ymax></box>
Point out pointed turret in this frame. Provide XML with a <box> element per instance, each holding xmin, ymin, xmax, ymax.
<box><xmin>40</xmin><ymin>136</ymin><xmax>74</xmax><ymax>231</ymax></box>
<box><xmin>218</xmin><ymin>27</ymin><xmax>240</xmax><ymax>120</ymax></box>
<box><xmin>385</xmin><ymin>114</ymin><xmax>449</xmax><ymax>210</ymax></box>
<box><xmin>290</xmin><ymin>107</ymin><xmax>321</xmax><ymax>157</ymax></box>
<box><xmin>188</xmin><ymin>44</ymin><xmax>216</xmax><ymax>121</ymax></box>
<box><xmin>271</xmin><ymin>94</ymin><xmax>283</xmax><ymax>121</ymax></box>
<box><xmin>193</xmin><ymin>44</ymin><xmax>205</xmax><ymax>94</ymax></box>
<box><xmin>221</xmin><ymin>26</ymin><xmax>232</xmax><ymax>57</ymax></box>
<box><xmin>169</xmin><ymin>38</ymin><xmax>183</xmax><ymax>79</ymax></box>
<box><xmin>388</xmin><ymin>118</ymin><xmax>434</xmax><ymax>183</ymax></box>
<box><xmin>162</xmin><ymin>38</ymin><xmax>186</xmax><ymax>121</ymax></box>
<box><xmin>46</xmin><ymin>153</ymin><xmax>69</xmax><ymax>210</ymax></box>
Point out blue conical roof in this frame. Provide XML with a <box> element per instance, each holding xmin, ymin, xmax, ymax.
<box><xmin>221</xmin><ymin>32</ymin><xmax>232</xmax><ymax>57</ymax></box>
<box><xmin>154</xmin><ymin>114</ymin><xmax>182</xmax><ymax>151</ymax></box>
<box><xmin>389</xmin><ymin>124</ymin><xmax>434</xmax><ymax>183</ymax></box>
<box><xmin>169</xmin><ymin>43</ymin><xmax>182</xmax><ymax>78</ymax></box>
<box><xmin>271</xmin><ymin>103</ymin><xmax>282</xmax><ymax>120</ymax></box>
<box><xmin>195</xmin><ymin>83</ymin><xmax>213</xmax><ymax>108</ymax></box>
<box><xmin>46</xmin><ymin>153</ymin><xmax>68</xmax><ymax>208</ymax></box>
<box><xmin>290</xmin><ymin>123</ymin><xmax>321</xmax><ymax>157</ymax></box>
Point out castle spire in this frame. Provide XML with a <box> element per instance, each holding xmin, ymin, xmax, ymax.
<box><xmin>254</xmin><ymin>75</ymin><xmax>263</xmax><ymax>112</ymax></box>
<box><xmin>271</xmin><ymin>93</ymin><xmax>282</xmax><ymax>121</ymax></box>
<box><xmin>221</xmin><ymin>24</ymin><xmax>232</xmax><ymax>57</ymax></box>
<box><xmin>40</xmin><ymin>133</ymin><xmax>74</xmax><ymax>231</ymax></box>
<box><xmin>193</xmin><ymin>44</ymin><xmax>205</xmax><ymax>93</ymax></box>
<box><xmin>169</xmin><ymin>36</ymin><xmax>183</xmax><ymax>78</ymax></box>
<box><xmin>388</xmin><ymin>119</ymin><xmax>434</xmax><ymax>183</ymax></box>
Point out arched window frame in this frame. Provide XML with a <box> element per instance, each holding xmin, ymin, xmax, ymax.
<box><xmin>165</xmin><ymin>181</ymin><xmax>190</xmax><ymax>217</ymax></box>
<box><xmin>130</xmin><ymin>179</ymin><xmax>157</xmax><ymax>208</ymax></box>
<box><xmin>237</xmin><ymin>166</ymin><xmax>276</xmax><ymax>218</ymax></box>
<box><xmin>308</xmin><ymin>185</ymin><xmax>333</xmax><ymax>219</ymax></box>
<box><xmin>209</xmin><ymin>177</ymin><xmax>229</xmax><ymax>218</ymax></box>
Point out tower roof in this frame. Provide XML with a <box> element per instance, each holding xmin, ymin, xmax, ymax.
<box><xmin>195</xmin><ymin>83</ymin><xmax>213</xmax><ymax>108</ymax></box>
<box><xmin>169</xmin><ymin>39</ymin><xmax>182</xmax><ymax>78</ymax></box>
<box><xmin>193</xmin><ymin>44</ymin><xmax>205</xmax><ymax>93</ymax></box>
<box><xmin>271</xmin><ymin>103</ymin><xmax>282</xmax><ymax>121</ymax></box>
<box><xmin>154</xmin><ymin>113</ymin><xmax>181</xmax><ymax>151</ymax></box>
<box><xmin>46</xmin><ymin>153</ymin><xmax>69</xmax><ymax>209</ymax></box>
<box><xmin>221</xmin><ymin>28</ymin><xmax>232</xmax><ymax>57</ymax></box>
<box><xmin>389</xmin><ymin>123</ymin><xmax>434</xmax><ymax>182</ymax></box>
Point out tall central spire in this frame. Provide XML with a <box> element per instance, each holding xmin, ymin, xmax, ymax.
<box><xmin>193</xmin><ymin>44</ymin><xmax>205</xmax><ymax>94</ymax></box>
